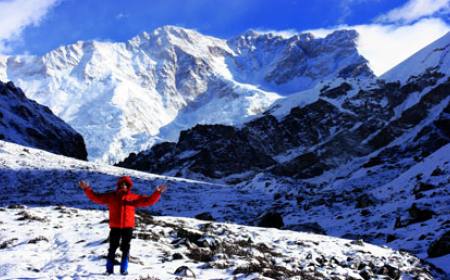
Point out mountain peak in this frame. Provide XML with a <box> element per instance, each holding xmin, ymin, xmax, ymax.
<box><xmin>2</xmin><ymin>26</ymin><xmax>375</xmax><ymax>163</ymax></box>
<box><xmin>324</xmin><ymin>29</ymin><xmax>358</xmax><ymax>41</ymax></box>
<box><xmin>130</xmin><ymin>25</ymin><xmax>225</xmax><ymax>50</ymax></box>
<box><xmin>151</xmin><ymin>25</ymin><xmax>201</xmax><ymax>38</ymax></box>
<box><xmin>381</xmin><ymin>31</ymin><xmax>450</xmax><ymax>82</ymax></box>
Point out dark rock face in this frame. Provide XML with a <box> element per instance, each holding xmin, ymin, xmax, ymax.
<box><xmin>257</xmin><ymin>211</ymin><xmax>284</xmax><ymax>229</ymax></box>
<box><xmin>0</xmin><ymin>81</ymin><xmax>87</xmax><ymax>160</ymax></box>
<box><xmin>355</xmin><ymin>194</ymin><xmax>376</xmax><ymax>208</ymax></box>
<box><xmin>229</xmin><ymin>29</ymin><xmax>374</xmax><ymax>90</ymax></box>
<box><xmin>272</xmin><ymin>152</ymin><xmax>329</xmax><ymax>179</ymax></box>
<box><xmin>408</xmin><ymin>203</ymin><xmax>435</xmax><ymax>223</ymax></box>
<box><xmin>428</xmin><ymin>231</ymin><xmax>450</xmax><ymax>257</ymax></box>
<box><xmin>320</xmin><ymin>82</ymin><xmax>352</xmax><ymax>98</ymax></box>
<box><xmin>395</xmin><ymin>203</ymin><xmax>436</xmax><ymax>228</ymax></box>
<box><xmin>118</xmin><ymin>124</ymin><xmax>276</xmax><ymax>178</ymax></box>
<box><xmin>117</xmin><ymin>71</ymin><xmax>449</xmax><ymax>182</ymax></box>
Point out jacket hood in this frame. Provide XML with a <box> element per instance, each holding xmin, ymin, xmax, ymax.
<box><xmin>116</xmin><ymin>176</ymin><xmax>133</xmax><ymax>190</ymax></box>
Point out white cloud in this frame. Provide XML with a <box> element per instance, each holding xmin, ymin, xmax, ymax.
<box><xmin>376</xmin><ymin>0</ymin><xmax>450</xmax><ymax>23</ymax></box>
<box><xmin>306</xmin><ymin>18</ymin><xmax>449</xmax><ymax>76</ymax></box>
<box><xmin>0</xmin><ymin>0</ymin><xmax>60</xmax><ymax>54</ymax></box>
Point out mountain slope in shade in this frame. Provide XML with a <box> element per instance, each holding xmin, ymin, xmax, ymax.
<box><xmin>0</xmin><ymin>26</ymin><xmax>372</xmax><ymax>163</ymax></box>
<box><xmin>0</xmin><ymin>140</ymin><xmax>446</xmax><ymax>279</ymax></box>
<box><xmin>0</xmin><ymin>81</ymin><xmax>87</xmax><ymax>160</ymax></box>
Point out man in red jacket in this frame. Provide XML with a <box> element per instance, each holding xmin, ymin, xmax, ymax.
<box><xmin>79</xmin><ymin>176</ymin><xmax>167</xmax><ymax>275</ymax></box>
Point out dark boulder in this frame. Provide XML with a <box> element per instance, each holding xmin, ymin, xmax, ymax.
<box><xmin>428</xmin><ymin>231</ymin><xmax>450</xmax><ymax>258</ymax></box>
<box><xmin>413</xmin><ymin>182</ymin><xmax>436</xmax><ymax>197</ymax></box>
<box><xmin>356</xmin><ymin>194</ymin><xmax>376</xmax><ymax>208</ymax></box>
<box><xmin>172</xmin><ymin>252</ymin><xmax>183</xmax><ymax>260</ymax></box>
<box><xmin>257</xmin><ymin>211</ymin><xmax>284</xmax><ymax>229</ymax></box>
<box><xmin>174</xmin><ymin>265</ymin><xmax>196</xmax><ymax>278</ymax></box>
<box><xmin>195</xmin><ymin>212</ymin><xmax>215</xmax><ymax>221</ymax></box>
<box><xmin>408</xmin><ymin>203</ymin><xmax>435</xmax><ymax>223</ymax></box>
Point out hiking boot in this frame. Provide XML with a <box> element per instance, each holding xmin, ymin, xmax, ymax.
<box><xmin>106</xmin><ymin>259</ymin><xmax>114</xmax><ymax>274</ymax></box>
<box><xmin>120</xmin><ymin>255</ymin><xmax>129</xmax><ymax>275</ymax></box>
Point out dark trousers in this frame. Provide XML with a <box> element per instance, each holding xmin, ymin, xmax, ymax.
<box><xmin>107</xmin><ymin>228</ymin><xmax>133</xmax><ymax>261</ymax></box>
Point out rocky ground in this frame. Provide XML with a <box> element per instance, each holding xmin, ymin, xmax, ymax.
<box><xmin>0</xmin><ymin>205</ymin><xmax>445</xmax><ymax>279</ymax></box>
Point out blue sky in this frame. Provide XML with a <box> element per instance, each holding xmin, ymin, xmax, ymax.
<box><xmin>0</xmin><ymin>0</ymin><xmax>449</xmax><ymax>75</ymax></box>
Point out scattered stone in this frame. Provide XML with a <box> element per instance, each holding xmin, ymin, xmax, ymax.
<box><xmin>0</xmin><ymin>238</ymin><xmax>18</xmax><ymax>249</ymax></box>
<box><xmin>135</xmin><ymin>231</ymin><xmax>160</xmax><ymax>241</ymax></box>
<box><xmin>28</xmin><ymin>236</ymin><xmax>49</xmax><ymax>244</ymax></box>
<box><xmin>7</xmin><ymin>204</ymin><xmax>25</xmax><ymax>209</ymax></box>
<box><xmin>16</xmin><ymin>211</ymin><xmax>47</xmax><ymax>222</ymax></box>
<box><xmin>273</xmin><ymin>192</ymin><xmax>282</xmax><ymax>200</ymax></box>
<box><xmin>408</xmin><ymin>203</ymin><xmax>435</xmax><ymax>223</ymax></box>
<box><xmin>172</xmin><ymin>252</ymin><xmax>183</xmax><ymax>260</ymax></box>
<box><xmin>186</xmin><ymin>247</ymin><xmax>214</xmax><ymax>262</ymax></box>
<box><xmin>176</xmin><ymin>228</ymin><xmax>203</xmax><ymax>243</ymax></box>
<box><xmin>174</xmin><ymin>265</ymin><xmax>196</xmax><ymax>278</ymax></box>
<box><xmin>356</xmin><ymin>194</ymin><xmax>376</xmax><ymax>208</ymax></box>
<box><xmin>350</xmin><ymin>239</ymin><xmax>365</xmax><ymax>246</ymax></box>
<box><xmin>386</xmin><ymin>234</ymin><xmax>397</xmax><ymax>243</ymax></box>
<box><xmin>413</xmin><ymin>182</ymin><xmax>436</xmax><ymax>196</ymax></box>
<box><xmin>431</xmin><ymin>167</ymin><xmax>444</xmax><ymax>176</ymax></box>
<box><xmin>360</xmin><ymin>209</ymin><xmax>371</xmax><ymax>216</ymax></box>
<box><xmin>378</xmin><ymin>264</ymin><xmax>401</xmax><ymax>279</ymax></box>
<box><xmin>194</xmin><ymin>212</ymin><xmax>215</xmax><ymax>221</ymax></box>
<box><xmin>196</xmin><ymin>235</ymin><xmax>219</xmax><ymax>249</ymax></box>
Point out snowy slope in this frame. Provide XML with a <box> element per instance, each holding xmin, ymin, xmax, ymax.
<box><xmin>0</xmin><ymin>140</ymin><xmax>272</xmax><ymax>224</ymax></box>
<box><xmin>0</xmin><ymin>140</ymin><xmax>445</xmax><ymax>279</ymax></box>
<box><xmin>1</xmin><ymin>207</ymin><xmax>443</xmax><ymax>279</ymax></box>
<box><xmin>381</xmin><ymin>32</ymin><xmax>450</xmax><ymax>83</ymax></box>
<box><xmin>0</xmin><ymin>26</ymin><xmax>372</xmax><ymax>164</ymax></box>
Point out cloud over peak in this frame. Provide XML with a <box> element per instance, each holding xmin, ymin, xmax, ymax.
<box><xmin>376</xmin><ymin>0</ymin><xmax>450</xmax><ymax>23</ymax></box>
<box><xmin>0</xmin><ymin>0</ymin><xmax>60</xmax><ymax>54</ymax></box>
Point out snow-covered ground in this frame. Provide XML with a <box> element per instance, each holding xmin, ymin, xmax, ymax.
<box><xmin>0</xmin><ymin>140</ymin><xmax>448</xmax><ymax>279</ymax></box>
<box><xmin>0</xmin><ymin>140</ymin><xmax>273</xmax><ymax>225</ymax></box>
<box><xmin>0</xmin><ymin>206</ymin><xmax>442</xmax><ymax>279</ymax></box>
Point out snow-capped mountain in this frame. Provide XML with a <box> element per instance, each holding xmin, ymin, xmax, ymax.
<box><xmin>382</xmin><ymin>32</ymin><xmax>450</xmax><ymax>83</ymax></box>
<box><xmin>0</xmin><ymin>140</ymin><xmax>446</xmax><ymax>279</ymax></box>
<box><xmin>116</xmin><ymin>31</ymin><xmax>450</xmax><ymax>274</ymax></box>
<box><xmin>0</xmin><ymin>80</ymin><xmax>87</xmax><ymax>160</ymax></box>
<box><xmin>0</xmin><ymin>26</ymin><xmax>372</xmax><ymax>163</ymax></box>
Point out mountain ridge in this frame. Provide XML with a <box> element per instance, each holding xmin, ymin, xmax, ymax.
<box><xmin>0</xmin><ymin>25</ymin><xmax>372</xmax><ymax>163</ymax></box>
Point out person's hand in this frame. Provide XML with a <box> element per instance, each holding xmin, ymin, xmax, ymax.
<box><xmin>79</xmin><ymin>180</ymin><xmax>90</xmax><ymax>191</ymax></box>
<box><xmin>156</xmin><ymin>184</ymin><xmax>167</xmax><ymax>193</ymax></box>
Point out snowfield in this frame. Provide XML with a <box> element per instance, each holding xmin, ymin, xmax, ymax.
<box><xmin>0</xmin><ymin>140</ymin><xmax>448</xmax><ymax>279</ymax></box>
<box><xmin>0</xmin><ymin>206</ymin><xmax>442</xmax><ymax>279</ymax></box>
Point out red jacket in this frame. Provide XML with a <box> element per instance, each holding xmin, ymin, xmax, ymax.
<box><xmin>83</xmin><ymin>176</ymin><xmax>161</xmax><ymax>228</ymax></box>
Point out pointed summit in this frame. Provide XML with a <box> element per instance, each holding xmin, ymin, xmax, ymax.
<box><xmin>382</xmin><ymin>32</ymin><xmax>450</xmax><ymax>82</ymax></box>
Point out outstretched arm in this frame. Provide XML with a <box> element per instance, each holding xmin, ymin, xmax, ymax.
<box><xmin>125</xmin><ymin>184</ymin><xmax>167</xmax><ymax>207</ymax></box>
<box><xmin>79</xmin><ymin>181</ymin><xmax>111</xmax><ymax>205</ymax></box>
